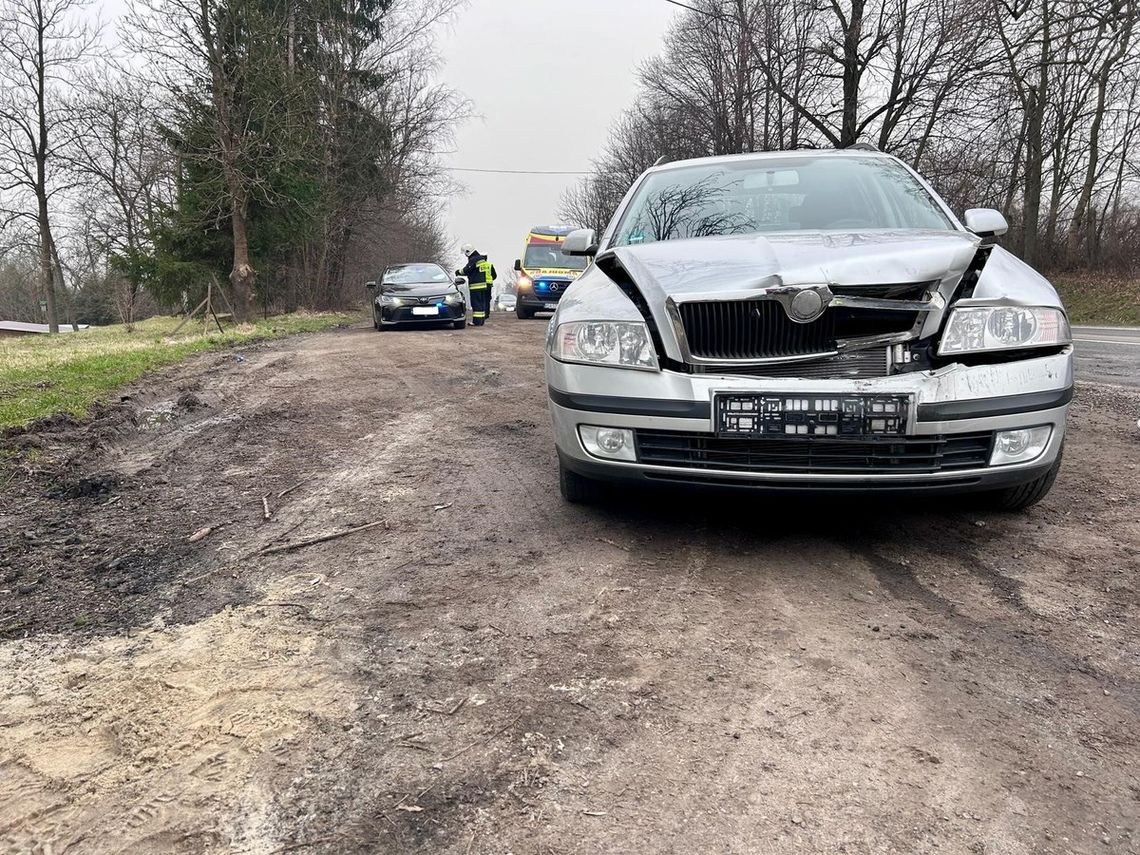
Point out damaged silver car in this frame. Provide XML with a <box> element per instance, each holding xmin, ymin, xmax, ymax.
<box><xmin>545</xmin><ymin>149</ymin><xmax>1072</xmax><ymax>509</ymax></box>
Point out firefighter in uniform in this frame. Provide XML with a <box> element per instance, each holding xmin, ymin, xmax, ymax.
<box><xmin>459</xmin><ymin>244</ymin><xmax>496</xmax><ymax>326</ymax></box>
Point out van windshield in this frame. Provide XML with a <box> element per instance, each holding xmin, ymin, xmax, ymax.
<box><xmin>523</xmin><ymin>243</ymin><xmax>590</xmax><ymax>271</ymax></box>
<box><xmin>611</xmin><ymin>155</ymin><xmax>953</xmax><ymax>247</ymax></box>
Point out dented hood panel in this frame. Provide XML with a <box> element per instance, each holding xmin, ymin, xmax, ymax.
<box><xmin>970</xmin><ymin>245</ymin><xmax>1064</xmax><ymax>307</ymax></box>
<box><xmin>605</xmin><ymin>230</ymin><xmax>981</xmax><ymax>361</ymax></box>
<box><xmin>608</xmin><ymin>230</ymin><xmax>980</xmax><ymax>295</ymax></box>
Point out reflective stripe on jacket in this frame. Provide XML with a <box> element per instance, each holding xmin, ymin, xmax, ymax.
<box><xmin>463</xmin><ymin>252</ymin><xmax>496</xmax><ymax>288</ymax></box>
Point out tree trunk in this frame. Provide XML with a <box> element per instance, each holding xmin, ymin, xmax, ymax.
<box><xmin>840</xmin><ymin>0</ymin><xmax>866</xmax><ymax>147</ymax></box>
<box><xmin>1022</xmin><ymin>87</ymin><xmax>1044</xmax><ymax>266</ymax></box>
<box><xmin>229</xmin><ymin>190</ymin><xmax>257</xmax><ymax>322</ymax></box>
<box><xmin>34</xmin><ymin>0</ymin><xmax>58</xmax><ymax>333</ymax></box>
<box><xmin>48</xmin><ymin>233</ymin><xmax>77</xmax><ymax>331</ymax></box>
<box><xmin>37</xmin><ymin>195</ymin><xmax>59</xmax><ymax>333</ymax></box>
<box><xmin>1068</xmin><ymin>12</ymin><xmax>1132</xmax><ymax>257</ymax></box>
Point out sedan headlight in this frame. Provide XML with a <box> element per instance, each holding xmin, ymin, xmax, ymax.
<box><xmin>551</xmin><ymin>321</ymin><xmax>658</xmax><ymax>370</ymax></box>
<box><xmin>444</xmin><ymin>292</ymin><xmax>464</xmax><ymax>305</ymax></box>
<box><xmin>938</xmin><ymin>306</ymin><xmax>1070</xmax><ymax>356</ymax></box>
<box><xmin>379</xmin><ymin>294</ymin><xmax>404</xmax><ymax>306</ymax></box>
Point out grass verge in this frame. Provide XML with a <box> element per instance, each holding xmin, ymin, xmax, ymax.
<box><xmin>1052</xmin><ymin>273</ymin><xmax>1140</xmax><ymax>326</ymax></box>
<box><xmin>0</xmin><ymin>312</ymin><xmax>360</xmax><ymax>431</ymax></box>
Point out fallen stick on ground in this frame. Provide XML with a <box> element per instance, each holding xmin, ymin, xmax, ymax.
<box><xmin>597</xmin><ymin>537</ymin><xmax>629</xmax><ymax>551</ymax></box>
<box><xmin>383</xmin><ymin>600</ymin><xmax>424</xmax><ymax>610</ymax></box>
<box><xmin>425</xmin><ymin>697</ymin><xmax>466</xmax><ymax>716</ymax></box>
<box><xmin>187</xmin><ymin>521</ymin><xmax>231</xmax><ymax>543</ymax></box>
<box><xmin>394</xmin><ymin>783</ymin><xmax>435</xmax><ymax>809</ymax></box>
<box><xmin>277</xmin><ymin>476</ymin><xmax>312</xmax><ymax>498</ymax></box>
<box><xmin>443</xmin><ymin>713</ymin><xmax>524</xmax><ymax>763</ymax></box>
<box><xmin>258</xmin><ymin>520</ymin><xmax>387</xmax><ymax>555</ymax></box>
<box><xmin>262</xmin><ymin>494</ymin><xmax>272</xmax><ymax>521</ymax></box>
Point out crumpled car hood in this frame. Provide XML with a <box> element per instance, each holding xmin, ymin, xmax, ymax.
<box><xmin>599</xmin><ymin>230</ymin><xmax>985</xmax><ymax>362</ymax></box>
<box><xmin>607</xmin><ymin>230</ymin><xmax>980</xmax><ymax>300</ymax></box>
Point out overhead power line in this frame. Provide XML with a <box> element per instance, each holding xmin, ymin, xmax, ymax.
<box><xmin>663</xmin><ymin>0</ymin><xmax>730</xmax><ymax>20</ymax></box>
<box><xmin>446</xmin><ymin>166</ymin><xmax>590</xmax><ymax>176</ymax></box>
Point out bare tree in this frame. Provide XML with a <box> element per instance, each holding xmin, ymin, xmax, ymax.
<box><xmin>572</xmin><ymin>0</ymin><xmax>1140</xmax><ymax>272</ymax></box>
<box><xmin>1067</xmin><ymin>0</ymin><xmax>1137</xmax><ymax>258</ymax></box>
<box><xmin>0</xmin><ymin>0</ymin><xmax>96</xmax><ymax>332</ymax></box>
<box><xmin>127</xmin><ymin>0</ymin><xmax>307</xmax><ymax>321</ymax></box>
<box><xmin>67</xmin><ymin>71</ymin><xmax>172</xmax><ymax>328</ymax></box>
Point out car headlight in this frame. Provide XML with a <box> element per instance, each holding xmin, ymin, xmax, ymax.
<box><xmin>379</xmin><ymin>294</ymin><xmax>404</xmax><ymax>306</ymax></box>
<box><xmin>518</xmin><ymin>276</ymin><xmax>532</xmax><ymax>289</ymax></box>
<box><xmin>444</xmin><ymin>292</ymin><xmax>464</xmax><ymax>305</ymax></box>
<box><xmin>551</xmin><ymin>321</ymin><xmax>658</xmax><ymax>370</ymax></box>
<box><xmin>938</xmin><ymin>306</ymin><xmax>1070</xmax><ymax>356</ymax></box>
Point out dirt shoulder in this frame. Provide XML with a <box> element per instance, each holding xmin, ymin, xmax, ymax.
<box><xmin>1</xmin><ymin>319</ymin><xmax>1138</xmax><ymax>854</ymax></box>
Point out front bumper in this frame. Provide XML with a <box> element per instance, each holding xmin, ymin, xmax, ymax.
<box><xmin>379</xmin><ymin>303</ymin><xmax>465</xmax><ymax>324</ymax></box>
<box><xmin>547</xmin><ymin>349</ymin><xmax>1072</xmax><ymax>494</ymax></box>
<box><xmin>517</xmin><ymin>290</ymin><xmax>564</xmax><ymax>311</ymax></box>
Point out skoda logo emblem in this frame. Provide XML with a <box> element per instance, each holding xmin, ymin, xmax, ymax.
<box><xmin>789</xmin><ymin>289</ymin><xmax>826</xmax><ymax>322</ymax></box>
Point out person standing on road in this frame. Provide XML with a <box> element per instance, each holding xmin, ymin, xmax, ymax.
<box><xmin>459</xmin><ymin>244</ymin><xmax>496</xmax><ymax>327</ymax></box>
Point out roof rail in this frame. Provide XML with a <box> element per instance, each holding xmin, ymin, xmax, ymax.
<box><xmin>847</xmin><ymin>142</ymin><xmax>879</xmax><ymax>152</ymax></box>
<box><xmin>652</xmin><ymin>155</ymin><xmax>671</xmax><ymax>167</ymax></box>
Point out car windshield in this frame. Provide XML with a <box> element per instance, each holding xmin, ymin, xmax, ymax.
<box><xmin>383</xmin><ymin>263</ymin><xmax>450</xmax><ymax>285</ymax></box>
<box><xmin>523</xmin><ymin>243</ymin><xmax>590</xmax><ymax>271</ymax></box>
<box><xmin>611</xmin><ymin>155</ymin><xmax>953</xmax><ymax>247</ymax></box>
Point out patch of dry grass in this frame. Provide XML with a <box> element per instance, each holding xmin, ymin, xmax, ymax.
<box><xmin>1052</xmin><ymin>272</ymin><xmax>1140</xmax><ymax>326</ymax></box>
<box><xmin>0</xmin><ymin>312</ymin><xmax>359</xmax><ymax>430</ymax></box>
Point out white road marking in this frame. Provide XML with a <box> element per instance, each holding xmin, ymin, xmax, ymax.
<box><xmin>1074</xmin><ymin>337</ymin><xmax>1140</xmax><ymax>346</ymax></box>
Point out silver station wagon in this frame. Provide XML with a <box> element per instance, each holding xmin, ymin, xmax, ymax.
<box><xmin>545</xmin><ymin>150</ymin><xmax>1072</xmax><ymax>509</ymax></box>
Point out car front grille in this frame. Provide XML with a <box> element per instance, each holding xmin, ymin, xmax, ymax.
<box><xmin>534</xmin><ymin>280</ymin><xmax>570</xmax><ymax>295</ymax></box>
<box><xmin>636</xmin><ymin>430</ymin><xmax>993</xmax><ymax>475</ymax></box>
<box><xmin>677</xmin><ymin>299</ymin><xmax>919</xmax><ymax>361</ymax></box>
<box><xmin>693</xmin><ymin>347</ymin><xmax>889</xmax><ymax>379</ymax></box>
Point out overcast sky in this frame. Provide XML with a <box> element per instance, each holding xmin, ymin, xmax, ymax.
<box><xmin>436</xmin><ymin>0</ymin><xmax>679</xmax><ymax>276</ymax></box>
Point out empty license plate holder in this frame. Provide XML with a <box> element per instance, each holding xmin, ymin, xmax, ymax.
<box><xmin>715</xmin><ymin>393</ymin><xmax>911</xmax><ymax>438</ymax></box>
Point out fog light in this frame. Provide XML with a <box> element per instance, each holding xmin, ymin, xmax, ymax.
<box><xmin>990</xmin><ymin>426</ymin><xmax>1051</xmax><ymax>466</ymax></box>
<box><xmin>579</xmin><ymin>425</ymin><xmax>636</xmax><ymax>462</ymax></box>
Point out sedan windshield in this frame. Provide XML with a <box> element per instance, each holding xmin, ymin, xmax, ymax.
<box><xmin>383</xmin><ymin>263</ymin><xmax>450</xmax><ymax>285</ymax></box>
<box><xmin>612</xmin><ymin>155</ymin><xmax>953</xmax><ymax>247</ymax></box>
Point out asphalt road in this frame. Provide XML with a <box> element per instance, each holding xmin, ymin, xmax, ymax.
<box><xmin>1074</xmin><ymin>325</ymin><xmax>1140</xmax><ymax>388</ymax></box>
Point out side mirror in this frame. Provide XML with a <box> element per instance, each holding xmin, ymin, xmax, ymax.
<box><xmin>365</xmin><ymin>280</ymin><xmax>377</xmax><ymax>290</ymax></box>
<box><xmin>561</xmin><ymin>228</ymin><xmax>598</xmax><ymax>257</ymax></box>
<box><xmin>513</xmin><ymin>258</ymin><xmax>522</xmax><ymax>272</ymax></box>
<box><xmin>453</xmin><ymin>276</ymin><xmax>465</xmax><ymax>286</ymax></box>
<box><xmin>964</xmin><ymin>208</ymin><xmax>1008</xmax><ymax>238</ymax></box>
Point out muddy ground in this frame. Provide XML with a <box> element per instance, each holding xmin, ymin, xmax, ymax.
<box><xmin>1</xmin><ymin>317</ymin><xmax>1138</xmax><ymax>854</ymax></box>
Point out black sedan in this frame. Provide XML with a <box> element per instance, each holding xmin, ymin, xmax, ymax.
<box><xmin>368</xmin><ymin>263</ymin><xmax>467</xmax><ymax>330</ymax></box>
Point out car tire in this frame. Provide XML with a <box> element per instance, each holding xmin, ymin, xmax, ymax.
<box><xmin>559</xmin><ymin>462</ymin><xmax>600</xmax><ymax>504</ymax></box>
<box><xmin>516</xmin><ymin>305</ymin><xmax>534</xmax><ymax>320</ymax></box>
<box><xmin>984</xmin><ymin>446</ymin><xmax>1063</xmax><ymax>511</ymax></box>
<box><xmin>453</xmin><ymin>318</ymin><xmax>467</xmax><ymax>330</ymax></box>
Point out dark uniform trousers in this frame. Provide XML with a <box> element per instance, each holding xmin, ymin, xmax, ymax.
<box><xmin>467</xmin><ymin>256</ymin><xmax>495</xmax><ymax>326</ymax></box>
